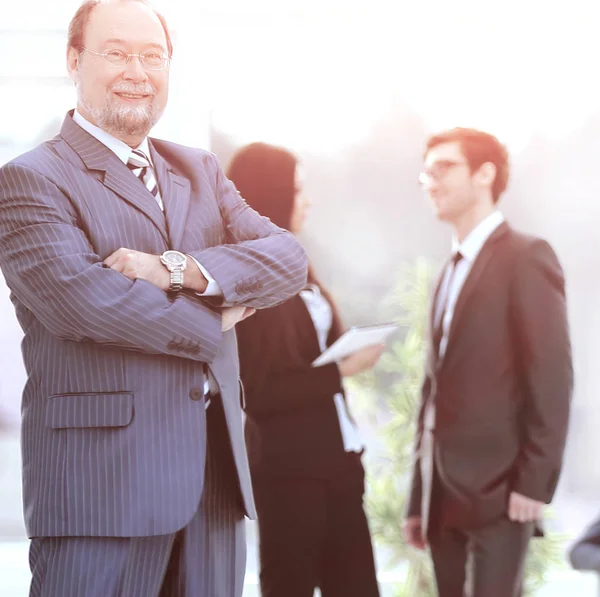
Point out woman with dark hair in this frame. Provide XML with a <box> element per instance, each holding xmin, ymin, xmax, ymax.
<box><xmin>231</xmin><ymin>142</ymin><xmax>382</xmax><ymax>597</ymax></box>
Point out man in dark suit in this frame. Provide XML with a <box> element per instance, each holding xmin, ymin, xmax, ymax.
<box><xmin>402</xmin><ymin>128</ymin><xmax>573</xmax><ymax>597</ymax></box>
<box><xmin>0</xmin><ymin>1</ymin><xmax>307</xmax><ymax>596</ymax></box>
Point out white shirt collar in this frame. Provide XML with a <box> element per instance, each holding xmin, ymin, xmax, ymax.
<box><xmin>72</xmin><ymin>110</ymin><xmax>153</xmax><ymax>166</ymax></box>
<box><xmin>452</xmin><ymin>211</ymin><xmax>505</xmax><ymax>262</ymax></box>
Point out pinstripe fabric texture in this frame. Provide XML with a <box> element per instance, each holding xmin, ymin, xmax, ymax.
<box><xmin>127</xmin><ymin>148</ymin><xmax>163</xmax><ymax>210</ymax></box>
<box><xmin>128</xmin><ymin>148</ymin><xmax>209</xmax><ymax>399</ymax></box>
<box><xmin>0</xmin><ymin>112</ymin><xmax>308</xmax><ymax>543</ymax></box>
<box><xmin>29</xmin><ymin>399</ymin><xmax>246</xmax><ymax>597</ymax></box>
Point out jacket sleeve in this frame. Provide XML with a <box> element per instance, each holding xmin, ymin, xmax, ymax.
<box><xmin>189</xmin><ymin>154</ymin><xmax>308</xmax><ymax>309</ymax></box>
<box><xmin>511</xmin><ymin>239</ymin><xmax>573</xmax><ymax>502</ymax></box>
<box><xmin>237</xmin><ymin>307</ymin><xmax>344</xmax><ymax>417</ymax></box>
<box><xmin>0</xmin><ymin>163</ymin><xmax>223</xmax><ymax>363</ymax></box>
<box><xmin>405</xmin><ymin>375</ymin><xmax>431</xmax><ymax>518</ymax></box>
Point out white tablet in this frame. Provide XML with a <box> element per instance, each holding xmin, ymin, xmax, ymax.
<box><xmin>311</xmin><ymin>322</ymin><xmax>398</xmax><ymax>367</ymax></box>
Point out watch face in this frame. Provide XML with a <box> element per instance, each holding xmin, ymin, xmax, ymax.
<box><xmin>162</xmin><ymin>251</ymin><xmax>186</xmax><ymax>266</ymax></box>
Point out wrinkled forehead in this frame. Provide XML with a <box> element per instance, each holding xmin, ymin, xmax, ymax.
<box><xmin>84</xmin><ymin>1</ymin><xmax>168</xmax><ymax>52</ymax></box>
<box><xmin>424</xmin><ymin>141</ymin><xmax>465</xmax><ymax>167</ymax></box>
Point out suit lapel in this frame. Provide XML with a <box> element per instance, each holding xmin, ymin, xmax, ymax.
<box><xmin>59</xmin><ymin>114</ymin><xmax>169</xmax><ymax>245</ymax></box>
<box><xmin>150</xmin><ymin>142</ymin><xmax>191</xmax><ymax>250</ymax></box>
<box><xmin>441</xmin><ymin>222</ymin><xmax>509</xmax><ymax>365</ymax></box>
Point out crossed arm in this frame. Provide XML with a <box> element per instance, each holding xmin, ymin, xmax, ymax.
<box><xmin>102</xmin><ymin>248</ymin><xmax>254</xmax><ymax>331</ymax></box>
<box><xmin>0</xmin><ymin>159</ymin><xmax>307</xmax><ymax>361</ymax></box>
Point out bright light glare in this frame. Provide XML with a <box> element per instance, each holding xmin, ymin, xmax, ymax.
<box><xmin>174</xmin><ymin>0</ymin><xmax>600</xmax><ymax>154</ymax></box>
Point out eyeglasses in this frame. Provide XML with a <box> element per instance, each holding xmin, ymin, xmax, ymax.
<box><xmin>81</xmin><ymin>47</ymin><xmax>171</xmax><ymax>71</ymax></box>
<box><xmin>418</xmin><ymin>159</ymin><xmax>468</xmax><ymax>186</ymax></box>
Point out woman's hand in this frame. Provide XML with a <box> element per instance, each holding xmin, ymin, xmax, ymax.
<box><xmin>339</xmin><ymin>344</ymin><xmax>385</xmax><ymax>377</ymax></box>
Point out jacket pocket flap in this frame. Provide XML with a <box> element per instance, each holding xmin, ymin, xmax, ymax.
<box><xmin>46</xmin><ymin>392</ymin><xmax>134</xmax><ymax>429</ymax></box>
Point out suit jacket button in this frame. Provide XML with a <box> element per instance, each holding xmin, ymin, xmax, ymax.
<box><xmin>189</xmin><ymin>388</ymin><xmax>204</xmax><ymax>401</ymax></box>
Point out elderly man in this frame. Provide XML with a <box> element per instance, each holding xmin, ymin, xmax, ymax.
<box><xmin>0</xmin><ymin>1</ymin><xmax>307</xmax><ymax>596</ymax></box>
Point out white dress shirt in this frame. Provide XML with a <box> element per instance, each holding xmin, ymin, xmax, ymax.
<box><xmin>435</xmin><ymin>211</ymin><xmax>505</xmax><ymax>360</ymax></box>
<box><xmin>72</xmin><ymin>111</ymin><xmax>221</xmax><ymax>297</ymax></box>
<box><xmin>299</xmin><ymin>285</ymin><xmax>364</xmax><ymax>453</ymax></box>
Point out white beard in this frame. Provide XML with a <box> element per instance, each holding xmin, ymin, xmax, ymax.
<box><xmin>77</xmin><ymin>81</ymin><xmax>163</xmax><ymax>139</ymax></box>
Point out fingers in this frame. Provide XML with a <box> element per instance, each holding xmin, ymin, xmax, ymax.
<box><xmin>363</xmin><ymin>343</ymin><xmax>385</xmax><ymax>368</ymax></box>
<box><xmin>108</xmin><ymin>260</ymin><xmax>125</xmax><ymax>273</ymax></box>
<box><xmin>221</xmin><ymin>306</ymin><xmax>247</xmax><ymax>331</ymax></box>
<box><xmin>103</xmin><ymin>247</ymin><xmax>127</xmax><ymax>269</ymax></box>
<box><xmin>508</xmin><ymin>492</ymin><xmax>523</xmax><ymax>522</ymax></box>
<box><xmin>104</xmin><ymin>248</ymin><xmax>134</xmax><ymax>272</ymax></box>
<box><xmin>527</xmin><ymin>500</ymin><xmax>543</xmax><ymax>521</ymax></box>
<box><xmin>371</xmin><ymin>343</ymin><xmax>385</xmax><ymax>362</ymax></box>
<box><xmin>102</xmin><ymin>249</ymin><xmax>165</xmax><ymax>288</ymax></box>
<box><xmin>339</xmin><ymin>344</ymin><xmax>383</xmax><ymax>377</ymax></box>
<box><xmin>365</xmin><ymin>343</ymin><xmax>385</xmax><ymax>360</ymax></box>
<box><xmin>508</xmin><ymin>492</ymin><xmax>544</xmax><ymax>523</ymax></box>
<box><xmin>220</xmin><ymin>307</ymin><xmax>234</xmax><ymax>332</ymax></box>
<box><xmin>240</xmin><ymin>307</ymin><xmax>256</xmax><ymax>322</ymax></box>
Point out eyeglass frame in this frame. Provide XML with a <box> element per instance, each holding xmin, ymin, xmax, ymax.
<box><xmin>418</xmin><ymin>159</ymin><xmax>470</xmax><ymax>187</ymax></box>
<box><xmin>80</xmin><ymin>46</ymin><xmax>171</xmax><ymax>71</ymax></box>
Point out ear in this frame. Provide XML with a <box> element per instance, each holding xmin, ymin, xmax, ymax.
<box><xmin>66</xmin><ymin>46</ymin><xmax>80</xmax><ymax>83</ymax></box>
<box><xmin>475</xmin><ymin>161</ymin><xmax>497</xmax><ymax>188</ymax></box>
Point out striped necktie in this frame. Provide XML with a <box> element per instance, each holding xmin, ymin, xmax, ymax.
<box><xmin>127</xmin><ymin>149</ymin><xmax>163</xmax><ymax>210</ymax></box>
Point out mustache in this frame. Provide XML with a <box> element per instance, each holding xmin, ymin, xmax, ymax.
<box><xmin>110</xmin><ymin>83</ymin><xmax>156</xmax><ymax>95</ymax></box>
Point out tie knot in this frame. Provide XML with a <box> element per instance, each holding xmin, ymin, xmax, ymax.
<box><xmin>127</xmin><ymin>149</ymin><xmax>150</xmax><ymax>170</ymax></box>
<box><xmin>452</xmin><ymin>251</ymin><xmax>463</xmax><ymax>266</ymax></box>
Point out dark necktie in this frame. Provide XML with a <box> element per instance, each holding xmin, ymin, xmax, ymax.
<box><xmin>127</xmin><ymin>149</ymin><xmax>163</xmax><ymax>210</ymax></box>
<box><xmin>433</xmin><ymin>251</ymin><xmax>463</xmax><ymax>358</ymax></box>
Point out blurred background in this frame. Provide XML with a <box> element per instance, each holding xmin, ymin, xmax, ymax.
<box><xmin>1</xmin><ymin>0</ymin><xmax>600</xmax><ymax>594</ymax></box>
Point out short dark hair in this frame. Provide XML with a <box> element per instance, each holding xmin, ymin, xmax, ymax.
<box><xmin>425</xmin><ymin>127</ymin><xmax>509</xmax><ymax>203</ymax></box>
<box><xmin>226</xmin><ymin>142</ymin><xmax>299</xmax><ymax>232</ymax></box>
<box><xmin>67</xmin><ymin>0</ymin><xmax>173</xmax><ymax>57</ymax></box>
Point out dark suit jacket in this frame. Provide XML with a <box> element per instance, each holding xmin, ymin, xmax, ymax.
<box><xmin>0</xmin><ymin>113</ymin><xmax>308</xmax><ymax>538</ymax></box>
<box><xmin>407</xmin><ymin>222</ymin><xmax>573</xmax><ymax>530</ymax></box>
<box><xmin>237</xmin><ymin>292</ymin><xmax>361</xmax><ymax>479</ymax></box>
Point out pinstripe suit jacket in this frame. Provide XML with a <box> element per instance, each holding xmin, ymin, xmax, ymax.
<box><xmin>0</xmin><ymin>113</ymin><xmax>307</xmax><ymax>539</ymax></box>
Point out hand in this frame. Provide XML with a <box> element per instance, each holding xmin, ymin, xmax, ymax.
<box><xmin>508</xmin><ymin>491</ymin><xmax>545</xmax><ymax>523</ymax></box>
<box><xmin>221</xmin><ymin>306</ymin><xmax>256</xmax><ymax>332</ymax></box>
<box><xmin>402</xmin><ymin>516</ymin><xmax>427</xmax><ymax>550</ymax></box>
<box><xmin>104</xmin><ymin>248</ymin><xmax>169</xmax><ymax>291</ymax></box>
<box><xmin>339</xmin><ymin>343</ymin><xmax>385</xmax><ymax>377</ymax></box>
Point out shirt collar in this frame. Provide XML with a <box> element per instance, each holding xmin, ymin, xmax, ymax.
<box><xmin>72</xmin><ymin>110</ymin><xmax>153</xmax><ymax>166</ymax></box>
<box><xmin>452</xmin><ymin>211</ymin><xmax>505</xmax><ymax>262</ymax></box>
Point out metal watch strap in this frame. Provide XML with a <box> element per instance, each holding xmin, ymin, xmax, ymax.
<box><xmin>169</xmin><ymin>267</ymin><xmax>184</xmax><ymax>292</ymax></box>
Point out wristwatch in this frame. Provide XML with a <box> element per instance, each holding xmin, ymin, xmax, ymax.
<box><xmin>160</xmin><ymin>250</ymin><xmax>187</xmax><ymax>292</ymax></box>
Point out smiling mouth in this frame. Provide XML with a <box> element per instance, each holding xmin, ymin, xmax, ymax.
<box><xmin>114</xmin><ymin>92</ymin><xmax>151</xmax><ymax>100</ymax></box>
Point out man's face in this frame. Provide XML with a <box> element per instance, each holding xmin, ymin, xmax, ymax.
<box><xmin>67</xmin><ymin>1</ymin><xmax>170</xmax><ymax>143</ymax></box>
<box><xmin>420</xmin><ymin>141</ymin><xmax>478</xmax><ymax>224</ymax></box>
